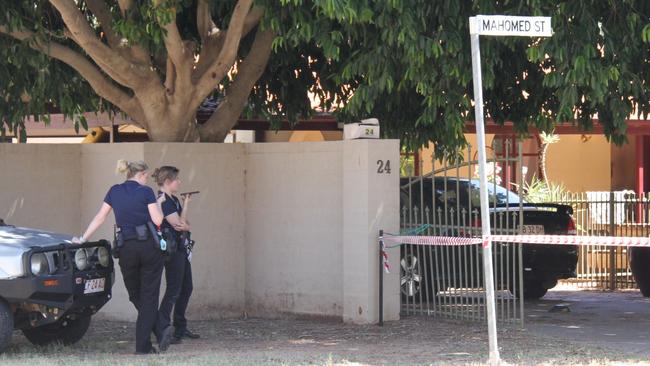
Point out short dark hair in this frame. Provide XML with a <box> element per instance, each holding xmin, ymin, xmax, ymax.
<box><xmin>152</xmin><ymin>166</ymin><xmax>180</xmax><ymax>187</ymax></box>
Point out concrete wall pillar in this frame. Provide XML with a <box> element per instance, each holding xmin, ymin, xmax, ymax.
<box><xmin>342</xmin><ymin>140</ymin><xmax>400</xmax><ymax>324</ymax></box>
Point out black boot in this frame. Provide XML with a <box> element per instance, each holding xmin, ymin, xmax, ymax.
<box><xmin>175</xmin><ymin>328</ymin><xmax>200</xmax><ymax>339</ymax></box>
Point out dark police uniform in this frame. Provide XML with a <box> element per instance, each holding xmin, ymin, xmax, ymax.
<box><xmin>158</xmin><ymin>193</ymin><xmax>194</xmax><ymax>337</ymax></box>
<box><xmin>104</xmin><ymin>180</ymin><xmax>164</xmax><ymax>354</ymax></box>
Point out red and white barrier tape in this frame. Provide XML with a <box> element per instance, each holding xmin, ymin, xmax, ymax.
<box><xmin>382</xmin><ymin>234</ymin><xmax>650</xmax><ymax>248</ymax></box>
<box><xmin>490</xmin><ymin>234</ymin><xmax>650</xmax><ymax>247</ymax></box>
<box><xmin>380</xmin><ymin>233</ymin><xmax>650</xmax><ymax>274</ymax></box>
<box><xmin>380</xmin><ymin>241</ymin><xmax>390</xmax><ymax>274</ymax></box>
<box><xmin>383</xmin><ymin>235</ymin><xmax>482</xmax><ymax>246</ymax></box>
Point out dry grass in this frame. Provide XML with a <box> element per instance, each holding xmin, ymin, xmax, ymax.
<box><xmin>1</xmin><ymin>311</ymin><xmax>649</xmax><ymax>365</ymax></box>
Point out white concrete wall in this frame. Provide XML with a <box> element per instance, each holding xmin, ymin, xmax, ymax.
<box><xmin>342</xmin><ymin>140</ymin><xmax>400</xmax><ymax>323</ymax></box>
<box><xmin>0</xmin><ymin>141</ymin><xmax>400</xmax><ymax>323</ymax></box>
<box><xmin>245</xmin><ymin>142</ymin><xmax>344</xmax><ymax>317</ymax></box>
<box><xmin>243</xmin><ymin>140</ymin><xmax>400</xmax><ymax>323</ymax></box>
<box><xmin>0</xmin><ymin>144</ymin><xmax>81</xmax><ymax>235</ymax></box>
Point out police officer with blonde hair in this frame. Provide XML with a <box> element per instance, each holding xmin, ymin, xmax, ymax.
<box><xmin>74</xmin><ymin>159</ymin><xmax>172</xmax><ymax>354</ymax></box>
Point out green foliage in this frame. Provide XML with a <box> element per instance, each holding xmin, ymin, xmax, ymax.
<box><xmin>0</xmin><ymin>1</ymin><xmax>648</xmax><ymax>149</ymax></box>
<box><xmin>330</xmin><ymin>1</ymin><xmax>649</xmax><ymax>158</ymax></box>
<box><xmin>400</xmin><ymin>153</ymin><xmax>415</xmax><ymax>176</ymax></box>
<box><xmin>521</xmin><ymin>175</ymin><xmax>567</xmax><ymax>203</ymax></box>
<box><xmin>0</xmin><ymin>2</ymin><xmax>117</xmax><ymax>140</ymax></box>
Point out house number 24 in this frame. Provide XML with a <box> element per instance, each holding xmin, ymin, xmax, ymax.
<box><xmin>376</xmin><ymin>160</ymin><xmax>392</xmax><ymax>174</ymax></box>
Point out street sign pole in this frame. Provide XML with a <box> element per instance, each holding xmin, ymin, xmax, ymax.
<box><xmin>469</xmin><ymin>30</ymin><xmax>501</xmax><ymax>366</ymax></box>
<box><xmin>468</xmin><ymin>15</ymin><xmax>553</xmax><ymax>366</ymax></box>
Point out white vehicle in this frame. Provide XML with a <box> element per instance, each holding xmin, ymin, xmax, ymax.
<box><xmin>0</xmin><ymin>219</ymin><xmax>113</xmax><ymax>352</ymax></box>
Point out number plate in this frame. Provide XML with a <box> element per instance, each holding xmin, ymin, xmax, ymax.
<box><xmin>522</xmin><ymin>225</ymin><xmax>545</xmax><ymax>234</ymax></box>
<box><xmin>84</xmin><ymin>278</ymin><xmax>105</xmax><ymax>294</ymax></box>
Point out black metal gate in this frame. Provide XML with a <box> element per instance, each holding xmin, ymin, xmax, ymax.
<box><xmin>399</xmin><ymin>140</ymin><xmax>524</xmax><ymax>324</ymax></box>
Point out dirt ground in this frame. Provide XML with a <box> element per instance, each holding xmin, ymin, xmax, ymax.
<box><xmin>1</xmin><ymin>289</ymin><xmax>650</xmax><ymax>365</ymax></box>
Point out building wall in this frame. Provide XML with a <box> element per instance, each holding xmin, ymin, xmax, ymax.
<box><xmin>611</xmin><ymin>138</ymin><xmax>637</xmax><ymax>191</ymax></box>
<box><xmin>546</xmin><ymin>135</ymin><xmax>611</xmax><ymax>192</ymax></box>
<box><xmin>418</xmin><ymin>133</ymin><xmax>617</xmax><ymax>193</ymax></box>
<box><xmin>263</xmin><ymin>131</ymin><xmax>343</xmax><ymax>143</ymax></box>
<box><xmin>420</xmin><ymin>134</ymin><xmax>496</xmax><ymax>177</ymax></box>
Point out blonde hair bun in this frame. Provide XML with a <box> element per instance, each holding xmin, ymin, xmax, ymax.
<box><xmin>116</xmin><ymin>159</ymin><xmax>130</xmax><ymax>174</ymax></box>
<box><xmin>116</xmin><ymin>160</ymin><xmax>148</xmax><ymax>178</ymax></box>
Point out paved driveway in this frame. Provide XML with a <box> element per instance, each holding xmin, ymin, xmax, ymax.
<box><xmin>527</xmin><ymin>289</ymin><xmax>650</xmax><ymax>358</ymax></box>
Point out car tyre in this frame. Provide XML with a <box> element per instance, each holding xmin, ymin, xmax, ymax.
<box><xmin>629</xmin><ymin>247</ymin><xmax>650</xmax><ymax>297</ymax></box>
<box><xmin>0</xmin><ymin>299</ymin><xmax>13</xmax><ymax>353</ymax></box>
<box><xmin>22</xmin><ymin>315</ymin><xmax>91</xmax><ymax>346</ymax></box>
<box><xmin>509</xmin><ymin>279</ymin><xmax>549</xmax><ymax>300</ymax></box>
<box><xmin>523</xmin><ymin>281</ymin><xmax>548</xmax><ymax>300</ymax></box>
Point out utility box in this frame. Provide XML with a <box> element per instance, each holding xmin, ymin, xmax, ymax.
<box><xmin>343</xmin><ymin>118</ymin><xmax>380</xmax><ymax>140</ymax></box>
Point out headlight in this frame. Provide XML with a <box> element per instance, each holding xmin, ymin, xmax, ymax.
<box><xmin>75</xmin><ymin>248</ymin><xmax>89</xmax><ymax>270</ymax></box>
<box><xmin>97</xmin><ymin>246</ymin><xmax>110</xmax><ymax>267</ymax></box>
<box><xmin>30</xmin><ymin>253</ymin><xmax>48</xmax><ymax>275</ymax></box>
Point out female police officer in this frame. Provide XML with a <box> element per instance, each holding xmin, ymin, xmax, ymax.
<box><xmin>73</xmin><ymin>159</ymin><xmax>172</xmax><ymax>354</ymax></box>
<box><xmin>152</xmin><ymin>166</ymin><xmax>200</xmax><ymax>344</ymax></box>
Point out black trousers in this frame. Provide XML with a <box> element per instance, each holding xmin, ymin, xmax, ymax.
<box><xmin>159</xmin><ymin>249</ymin><xmax>193</xmax><ymax>332</ymax></box>
<box><xmin>118</xmin><ymin>238</ymin><xmax>164</xmax><ymax>353</ymax></box>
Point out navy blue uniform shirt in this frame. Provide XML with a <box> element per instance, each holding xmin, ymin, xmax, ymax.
<box><xmin>160</xmin><ymin>193</ymin><xmax>182</xmax><ymax>240</ymax></box>
<box><xmin>104</xmin><ymin>180</ymin><xmax>156</xmax><ymax>234</ymax></box>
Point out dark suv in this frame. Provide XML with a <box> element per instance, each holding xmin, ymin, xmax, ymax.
<box><xmin>400</xmin><ymin>177</ymin><xmax>579</xmax><ymax>300</ymax></box>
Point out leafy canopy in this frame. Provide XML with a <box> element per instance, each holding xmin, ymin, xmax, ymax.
<box><xmin>0</xmin><ymin>1</ymin><xmax>648</xmax><ymax>157</ymax></box>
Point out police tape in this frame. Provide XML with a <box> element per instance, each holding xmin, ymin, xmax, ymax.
<box><xmin>380</xmin><ymin>240</ymin><xmax>390</xmax><ymax>274</ymax></box>
<box><xmin>379</xmin><ymin>233</ymin><xmax>650</xmax><ymax>275</ymax></box>
<box><xmin>381</xmin><ymin>233</ymin><xmax>650</xmax><ymax>248</ymax></box>
<box><xmin>383</xmin><ymin>235</ymin><xmax>482</xmax><ymax>246</ymax></box>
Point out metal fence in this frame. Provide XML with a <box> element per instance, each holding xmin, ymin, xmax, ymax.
<box><xmin>556</xmin><ymin>191</ymin><xmax>650</xmax><ymax>290</ymax></box>
<box><xmin>399</xmin><ymin>140</ymin><xmax>525</xmax><ymax>324</ymax></box>
<box><xmin>398</xmin><ymin>139</ymin><xmax>648</xmax><ymax>328</ymax></box>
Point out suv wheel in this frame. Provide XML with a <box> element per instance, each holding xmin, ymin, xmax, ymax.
<box><xmin>400</xmin><ymin>254</ymin><xmax>422</xmax><ymax>297</ymax></box>
<box><xmin>523</xmin><ymin>281</ymin><xmax>548</xmax><ymax>300</ymax></box>
<box><xmin>630</xmin><ymin>247</ymin><xmax>650</xmax><ymax>297</ymax></box>
<box><xmin>509</xmin><ymin>280</ymin><xmax>549</xmax><ymax>300</ymax></box>
<box><xmin>22</xmin><ymin>315</ymin><xmax>91</xmax><ymax>346</ymax></box>
<box><xmin>0</xmin><ymin>299</ymin><xmax>13</xmax><ymax>353</ymax></box>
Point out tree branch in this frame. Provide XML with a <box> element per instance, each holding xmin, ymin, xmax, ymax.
<box><xmin>84</xmin><ymin>0</ymin><xmax>120</xmax><ymax>48</ymax></box>
<box><xmin>161</xmin><ymin>12</ymin><xmax>190</xmax><ymax>76</ymax></box>
<box><xmin>194</xmin><ymin>6</ymin><xmax>264</xmax><ymax>80</ymax></box>
<box><xmin>165</xmin><ymin>56</ymin><xmax>176</xmax><ymax>94</ymax></box>
<box><xmin>49</xmin><ymin>0</ymin><xmax>152</xmax><ymax>89</ymax></box>
<box><xmin>197</xmin><ymin>0</ymin><xmax>217</xmax><ymax>44</ymax></box>
<box><xmin>148</xmin><ymin>0</ymin><xmax>191</xmax><ymax>92</ymax></box>
<box><xmin>84</xmin><ymin>0</ymin><xmax>151</xmax><ymax>66</ymax></box>
<box><xmin>198</xmin><ymin>28</ymin><xmax>275</xmax><ymax>141</ymax></box>
<box><xmin>194</xmin><ymin>0</ymin><xmax>254</xmax><ymax>99</ymax></box>
<box><xmin>0</xmin><ymin>25</ymin><xmax>145</xmax><ymax>124</ymax></box>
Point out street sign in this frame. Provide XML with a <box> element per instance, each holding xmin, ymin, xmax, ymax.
<box><xmin>470</xmin><ymin>15</ymin><xmax>552</xmax><ymax>37</ymax></box>
<box><xmin>468</xmin><ymin>14</ymin><xmax>553</xmax><ymax>366</ymax></box>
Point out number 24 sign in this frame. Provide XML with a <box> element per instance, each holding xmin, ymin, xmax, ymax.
<box><xmin>376</xmin><ymin>160</ymin><xmax>391</xmax><ymax>174</ymax></box>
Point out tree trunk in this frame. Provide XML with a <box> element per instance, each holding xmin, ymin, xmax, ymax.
<box><xmin>540</xmin><ymin>142</ymin><xmax>549</xmax><ymax>186</ymax></box>
<box><xmin>138</xmin><ymin>90</ymin><xmax>201</xmax><ymax>142</ymax></box>
<box><xmin>146</xmin><ymin>117</ymin><xmax>200</xmax><ymax>142</ymax></box>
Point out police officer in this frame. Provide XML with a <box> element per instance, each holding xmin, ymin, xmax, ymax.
<box><xmin>152</xmin><ymin>166</ymin><xmax>200</xmax><ymax>343</ymax></box>
<box><xmin>74</xmin><ymin>159</ymin><xmax>172</xmax><ymax>354</ymax></box>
